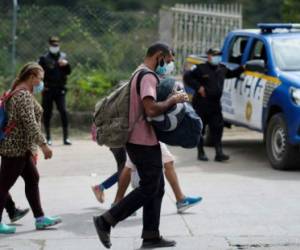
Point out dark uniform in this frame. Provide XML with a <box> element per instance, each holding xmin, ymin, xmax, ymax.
<box><xmin>38</xmin><ymin>48</ymin><xmax>71</xmax><ymax>144</ymax></box>
<box><xmin>184</xmin><ymin>60</ymin><xmax>244</xmax><ymax>161</ymax></box>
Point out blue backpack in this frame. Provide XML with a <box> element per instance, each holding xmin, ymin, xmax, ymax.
<box><xmin>154</xmin><ymin>102</ymin><xmax>202</xmax><ymax>148</ymax></box>
<box><xmin>148</xmin><ymin>77</ymin><xmax>203</xmax><ymax>148</ymax></box>
<box><xmin>0</xmin><ymin>90</ymin><xmax>20</xmax><ymax>141</ymax></box>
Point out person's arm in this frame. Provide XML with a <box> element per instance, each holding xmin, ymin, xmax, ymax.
<box><xmin>38</xmin><ymin>56</ymin><xmax>46</xmax><ymax>70</ymax></box>
<box><xmin>58</xmin><ymin>53</ymin><xmax>71</xmax><ymax>75</ymax></box>
<box><xmin>60</xmin><ymin>62</ymin><xmax>71</xmax><ymax>75</ymax></box>
<box><xmin>143</xmin><ymin>93</ymin><xmax>188</xmax><ymax>118</ymax></box>
<box><xmin>184</xmin><ymin>66</ymin><xmax>207</xmax><ymax>97</ymax></box>
<box><xmin>225</xmin><ymin>65</ymin><xmax>245</xmax><ymax>78</ymax></box>
<box><xmin>140</xmin><ymin>74</ymin><xmax>188</xmax><ymax>118</ymax></box>
<box><xmin>183</xmin><ymin>66</ymin><xmax>203</xmax><ymax>91</ymax></box>
<box><xmin>140</xmin><ymin>74</ymin><xmax>188</xmax><ymax>117</ymax></box>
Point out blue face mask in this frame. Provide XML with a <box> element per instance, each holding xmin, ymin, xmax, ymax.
<box><xmin>165</xmin><ymin>61</ymin><xmax>175</xmax><ymax>76</ymax></box>
<box><xmin>210</xmin><ymin>56</ymin><xmax>222</xmax><ymax>65</ymax></box>
<box><xmin>33</xmin><ymin>81</ymin><xmax>44</xmax><ymax>94</ymax></box>
<box><xmin>155</xmin><ymin>59</ymin><xmax>168</xmax><ymax>76</ymax></box>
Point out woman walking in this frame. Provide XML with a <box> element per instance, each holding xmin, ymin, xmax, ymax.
<box><xmin>0</xmin><ymin>62</ymin><xmax>62</xmax><ymax>234</ymax></box>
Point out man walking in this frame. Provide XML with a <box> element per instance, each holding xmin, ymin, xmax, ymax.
<box><xmin>93</xmin><ymin>42</ymin><xmax>188</xmax><ymax>249</ymax></box>
<box><xmin>38</xmin><ymin>36</ymin><xmax>72</xmax><ymax>145</ymax></box>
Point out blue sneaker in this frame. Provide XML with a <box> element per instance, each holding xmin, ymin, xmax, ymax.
<box><xmin>0</xmin><ymin>223</ymin><xmax>16</xmax><ymax>234</ymax></box>
<box><xmin>176</xmin><ymin>196</ymin><xmax>203</xmax><ymax>213</ymax></box>
<box><xmin>35</xmin><ymin>216</ymin><xmax>62</xmax><ymax>230</ymax></box>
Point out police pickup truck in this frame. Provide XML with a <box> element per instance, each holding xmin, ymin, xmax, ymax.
<box><xmin>184</xmin><ymin>23</ymin><xmax>300</xmax><ymax>170</ymax></box>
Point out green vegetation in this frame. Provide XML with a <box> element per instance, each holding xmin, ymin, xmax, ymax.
<box><xmin>282</xmin><ymin>0</ymin><xmax>300</xmax><ymax>22</ymax></box>
<box><xmin>0</xmin><ymin>5</ymin><xmax>158</xmax><ymax>110</ymax></box>
<box><xmin>67</xmin><ymin>66</ymin><xmax>130</xmax><ymax>111</ymax></box>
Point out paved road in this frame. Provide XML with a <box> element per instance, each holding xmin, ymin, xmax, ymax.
<box><xmin>1</xmin><ymin>129</ymin><xmax>300</xmax><ymax>250</ymax></box>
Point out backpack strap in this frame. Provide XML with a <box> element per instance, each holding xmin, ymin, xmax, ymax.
<box><xmin>0</xmin><ymin>92</ymin><xmax>11</xmax><ymax>102</ymax></box>
<box><xmin>1</xmin><ymin>88</ymin><xmax>27</xmax><ymax>102</ymax></box>
<box><xmin>135</xmin><ymin>69</ymin><xmax>160</xmax><ymax>96</ymax></box>
<box><xmin>3</xmin><ymin>122</ymin><xmax>16</xmax><ymax>135</ymax></box>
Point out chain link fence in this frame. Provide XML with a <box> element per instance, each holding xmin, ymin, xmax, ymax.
<box><xmin>0</xmin><ymin>4</ymin><xmax>159</xmax><ymax>111</ymax></box>
<box><xmin>0</xmin><ymin>4</ymin><xmax>14</xmax><ymax>82</ymax></box>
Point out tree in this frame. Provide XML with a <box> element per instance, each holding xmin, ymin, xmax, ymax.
<box><xmin>282</xmin><ymin>0</ymin><xmax>300</xmax><ymax>22</ymax></box>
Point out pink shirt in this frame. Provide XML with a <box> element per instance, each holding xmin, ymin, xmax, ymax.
<box><xmin>128</xmin><ymin>66</ymin><xmax>159</xmax><ymax>145</ymax></box>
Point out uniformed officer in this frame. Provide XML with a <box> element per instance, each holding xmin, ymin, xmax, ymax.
<box><xmin>184</xmin><ymin>48</ymin><xmax>244</xmax><ymax>162</ymax></box>
<box><xmin>38</xmin><ymin>36</ymin><xmax>72</xmax><ymax>145</ymax></box>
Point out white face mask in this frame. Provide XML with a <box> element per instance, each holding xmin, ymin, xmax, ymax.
<box><xmin>49</xmin><ymin>46</ymin><xmax>60</xmax><ymax>54</ymax></box>
<box><xmin>33</xmin><ymin>81</ymin><xmax>44</xmax><ymax>94</ymax></box>
<box><xmin>165</xmin><ymin>61</ymin><xmax>175</xmax><ymax>75</ymax></box>
<box><xmin>210</xmin><ymin>55</ymin><xmax>221</xmax><ymax>65</ymax></box>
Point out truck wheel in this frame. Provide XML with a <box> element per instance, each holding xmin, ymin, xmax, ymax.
<box><xmin>266</xmin><ymin>113</ymin><xmax>300</xmax><ymax>170</ymax></box>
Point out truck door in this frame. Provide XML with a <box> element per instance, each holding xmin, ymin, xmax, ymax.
<box><xmin>223</xmin><ymin>38</ymin><xmax>270</xmax><ymax>130</ymax></box>
<box><xmin>222</xmin><ymin>36</ymin><xmax>251</xmax><ymax>127</ymax></box>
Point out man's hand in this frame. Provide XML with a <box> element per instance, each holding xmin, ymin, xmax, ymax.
<box><xmin>170</xmin><ymin>92</ymin><xmax>189</xmax><ymax>104</ymax></box>
<box><xmin>58</xmin><ymin>59</ymin><xmax>68</xmax><ymax>67</ymax></box>
<box><xmin>198</xmin><ymin>86</ymin><xmax>206</xmax><ymax>97</ymax></box>
<box><xmin>143</xmin><ymin>92</ymin><xmax>188</xmax><ymax>118</ymax></box>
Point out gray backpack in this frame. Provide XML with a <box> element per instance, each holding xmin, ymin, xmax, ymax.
<box><xmin>93</xmin><ymin>68</ymin><xmax>159</xmax><ymax>148</ymax></box>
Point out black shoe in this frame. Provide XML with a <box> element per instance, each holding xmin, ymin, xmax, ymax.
<box><xmin>9</xmin><ymin>208</ymin><xmax>30</xmax><ymax>223</ymax></box>
<box><xmin>214</xmin><ymin>144</ymin><xmax>230</xmax><ymax>162</ymax></box>
<box><xmin>197</xmin><ymin>139</ymin><xmax>208</xmax><ymax>161</ymax></box>
<box><xmin>215</xmin><ymin>153</ymin><xmax>230</xmax><ymax>162</ymax></box>
<box><xmin>198</xmin><ymin>152</ymin><xmax>209</xmax><ymax>161</ymax></box>
<box><xmin>93</xmin><ymin>216</ymin><xmax>111</xmax><ymax>249</ymax></box>
<box><xmin>142</xmin><ymin>236</ymin><xmax>176</xmax><ymax>249</ymax></box>
<box><xmin>63</xmin><ymin>139</ymin><xmax>72</xmax><ymax>145</ymax></box>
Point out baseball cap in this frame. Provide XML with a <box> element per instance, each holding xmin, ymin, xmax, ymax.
<box><xmin>206</xmin><ymin>48</ymin><xmax>222</xmax><ymax>56</ymax></box>
<box><xmin>48</xmin><ymin>36</ymin><xmax>60</xmax><ymax>46</ymax></box>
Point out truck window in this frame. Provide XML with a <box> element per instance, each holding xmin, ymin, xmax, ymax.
<box><xmin>249</xmin><ymin>39</ymin><xmax>267</xmax><ymax>64</ymax></box>
<box><xmin>228</xmin><ymin>36</ymin><xmax>249</xmax><ymax>65</ymax></box>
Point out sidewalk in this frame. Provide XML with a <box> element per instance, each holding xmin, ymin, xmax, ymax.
<box><xmin>1</xmin><ymin>129</ymin><xmax>300</xmax><ymax>249</ymax></box>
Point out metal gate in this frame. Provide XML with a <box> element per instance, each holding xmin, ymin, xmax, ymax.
<box><xmin>160</xmin><ymin>3</ymin><xmax>242</xmax><ymax>72</ymax></box>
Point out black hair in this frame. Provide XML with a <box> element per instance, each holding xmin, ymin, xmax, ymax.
<box><xmin>146</xmin><ymin>42</ymin><xmax>170</xmax><ymax>57</ymax></box>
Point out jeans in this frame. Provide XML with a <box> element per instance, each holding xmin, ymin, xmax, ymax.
<box><xmin>103</xmin><ymin>143</ymin><xmax>164</xmax><ymax>239</ymax></box>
